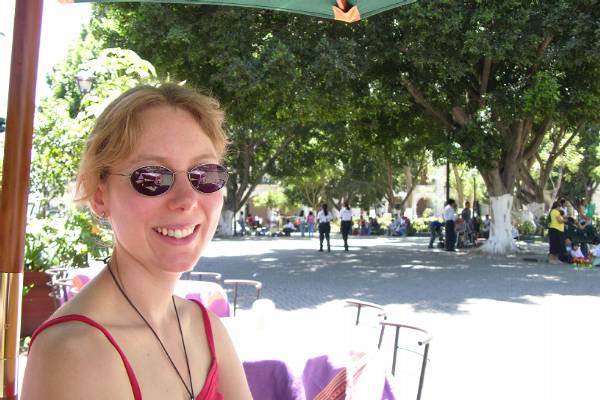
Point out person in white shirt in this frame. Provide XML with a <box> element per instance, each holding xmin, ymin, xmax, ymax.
<box><xmin>283</xmin><ymin>219</ymin><xmax>295</xmax><ymax>237</ymax></box>
<box><xmin>317</xmin><ymin>204</ymin><xmax>333</xmax><ymax>252</ymax></box>
<box><xmin>444</xmin><ymin>199</ymin><xmax>457</xmax><ymax>251</ymax></box>
<box><xmin>339</xmin><ymin>202</ymin><xmax>353</xmax><ymax>251</ymax></box>
<box><xmin>570</xmin><ymin>243</ymin><xmax>585</xmax><ymax>259</ymax></box>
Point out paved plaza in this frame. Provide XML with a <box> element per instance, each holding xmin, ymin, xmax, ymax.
<box><xmin>198</xmin><ymin>234</ymin><xmax>600</xmax><ymax>400</ymax></box>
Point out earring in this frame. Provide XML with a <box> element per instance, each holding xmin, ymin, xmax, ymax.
<box><xmin>99</xmin><ymin>212</ymin><xmax>108</xmax><ymax>224</ymax></box>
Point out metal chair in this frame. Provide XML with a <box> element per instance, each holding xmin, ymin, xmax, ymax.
<box><xmin>223</xmin><ymin>279</ymin><xmax>262</xmax><ymax>316</ymax></box>
<box><xmin>44</xmin><ymin>267</ymin><xmax>71</xmax><ymax>308</ymax></box>
<box><xmin>378</xmin><ymin>321</ymin><xmax>432</xmax><ymax>400</ymax></box>
<box><xmin>345</xmin><ymin>299</ymin><xmax>388</xmax><ymax>346</ymax></box>
<box><xmin>183</xmin><ymin>271</ymin><xmax>223</xmax><ymax>283</ymax></box>
<box><xmin>345</xmin><ymin>299</ymin><xmax>388</xmax><ymax>325</ymax></box>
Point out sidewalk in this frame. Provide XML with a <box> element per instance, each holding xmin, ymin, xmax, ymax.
<box><xmin>199</xmin><ymin>235</ymin><xmax>600</xmax><ymax>400</ymax></box>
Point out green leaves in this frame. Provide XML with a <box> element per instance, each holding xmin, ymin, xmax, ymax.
<box><xmin>28</xmin><ymin>29</ymin><xmax>159</xmax><ymax>268</ymax></box>
<box><xmin>25</xmin><ymin>208</ymin><xmax>111</xmax><ymax>271</ymax></box>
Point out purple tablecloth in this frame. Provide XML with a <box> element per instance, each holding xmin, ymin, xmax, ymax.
<box><xmin>243</xmin><ymin>351</ymin><xmax>396</xmax><ymax>400</ymax></box>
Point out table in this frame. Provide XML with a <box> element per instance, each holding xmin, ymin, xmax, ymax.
<box><xmin>67</xmin><ymin>268</ymin><xmax>231</xmax><ymax>317</ymax></box>
<box><xmin>223</xmin><ymin>309</ymin><xmax>398</xmax><ymax>400</ymax></box>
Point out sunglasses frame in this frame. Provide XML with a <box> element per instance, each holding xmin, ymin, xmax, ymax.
<box><xmin>111</xmin><ymin>163</ymin><xmax>229</xmax><ymax>196</ymax></box>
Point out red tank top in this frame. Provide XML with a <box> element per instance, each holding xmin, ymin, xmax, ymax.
<box><xmin>30</xmin><ymin>300</ymin><xmax>223</xmax><ymax>400</ymax></box>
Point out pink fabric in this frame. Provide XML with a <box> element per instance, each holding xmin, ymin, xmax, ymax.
<box><xmin>30</xmin><ymin>301</ymin><xmax>222</xmax><ymax>399</ymax></box>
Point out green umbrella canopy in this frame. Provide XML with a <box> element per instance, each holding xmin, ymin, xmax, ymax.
<box><xmin>60</xmin><ymin>0</ymin><xmax>416</xmax><ymax>22</ymax></box>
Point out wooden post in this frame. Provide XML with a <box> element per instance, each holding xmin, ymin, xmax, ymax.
<box><xmin>1</xmin><ymin>0</ymin><xmax>44</xmax><ymax>398</ymax></box>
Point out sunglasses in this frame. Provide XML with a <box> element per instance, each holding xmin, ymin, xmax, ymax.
<box><xmin>111</xmin><ymin>164</ymin><xmax>228</xmax><ymax>196</ymax></box>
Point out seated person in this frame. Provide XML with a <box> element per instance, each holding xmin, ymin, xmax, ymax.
<box><xmin>591</xmin><ymin>245</ymin><xmax>600</xmax><ymax>267</ymax></box>
<box><xmin>371</xmin><ymin>217</ymin><xmax>381</xmax><ymax>234</ymax></box>
<box><xmin>360</xmin><ymin>216</ymin><xmax>369</xmax><ymax>235</ymax></box>
<box><xmin>401</xmin><ymin>216</ymin><xmax>411</xmax><ymax>235</ymax></box>
<box><xmin>397</xmin><ymin>217</ymin><xmax>408</xmax><ymax>236</ymax></box>
<box><xmin>481</xmin><ymin>215</ymin><xmax>491</xmax><ymax>239</ymax></box>
<box><xmin>455</xmin><ymin>217</ymin><xmax>466</xmax><ymax>247</ymax></box>
<box><xmin>579</xmin><ymin>215</ymin><xmax>600</xmax><ymax>244</ymax></box>
<box><xmin>511</xmin><ymin>225</ymin><xmax>520</xmax><ymax>240</ymax></box>
<box><xmin>570</xmin><ymin>243</ymin><xmax>585</xmax><ymax>259</ymax></box>
<box><xmin>389</xmin><ymin>218</ymin><xmax>401</xmax><ymax>236</ymax></box>
<box><xmin>455</xmin><ymin>216</ymin><xmax>466</xmax><ymax>234</ymax></box>
<box><xmin>565</xmin><ymin>217</ymin><xmax>591</xmax><ymax>256</ymax></box>
<box><xmin>283</xmin><ymin>219</ymin><xmax>294</xmax><ymax>236</ymax></box>
<box><xmin>472</xmin><ymin>215</ymin><xmax>481</xmax><ymax>240</ymax></box>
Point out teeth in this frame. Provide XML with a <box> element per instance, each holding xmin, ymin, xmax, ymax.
<box><xmin>155</xmin><ymin>226</ymin><xmax>195</xmax><ymax>239</ymax></box>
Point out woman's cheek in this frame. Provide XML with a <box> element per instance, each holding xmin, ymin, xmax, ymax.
<box><xmin>203</xmin><ymin>191</ymin><xmax>224</xmax><ymax>221</ymax></box>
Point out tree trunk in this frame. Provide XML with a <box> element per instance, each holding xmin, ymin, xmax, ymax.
<box><xmin>481</xmin><ymin>194</ymin><xmax>517</xmax><ymax>254</ymax></box>
<box><xmin>452</xmin><ymin>164</ymin><xmax>464</xmax><ymax>207</ymax></box>
<box><xmin>523</xmin><ymin>202</ymin><xmax>545</xmax><ymax>219</ymax></box>
<box><xmin>480</xmin><ymin>168</ymin><xmax>518</xmax><ymax>254</ymax></box>
<box><xmin>403</xmin><ymin>164</ymin><xmax>413</xmax><ymax>211</ymax></box>
<box><xmin>385</xmin><ymin>159</ymin><xmax>395</xmax><ymax>213</ymax></box>
<box><xmin>218</xmin><ymin>209</ymin><xmax>234</xmax><ymax>237</ymax></box>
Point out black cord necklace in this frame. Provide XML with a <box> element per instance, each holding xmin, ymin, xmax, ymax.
<box><xmin>107</xmin><ymin>259</ymin><xmax>195</xmax><ymax>400</ymax></box>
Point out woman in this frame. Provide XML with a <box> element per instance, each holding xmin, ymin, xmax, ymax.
<box><xmin>339</xmin><ymin>202</ymin><xmax>352</xmax><ymax>251</ymax></box>
<box><xmin>316</xmin><ymin>204</ymin><xmax>333</xmax><ymax>252</ymax></box>
<box><xmin>298</xmin><ymin>209</ymin><xmax>306</xmax><ymax>237</ymax></box>
<box><xmin>306</xmin><ymin>211</ymin><xmax>316</xmax><ymax>238</ymax></box>
<box><xmin>548</xmin><ymin>200</ymin><xmax>566</xmax><ymax>264</ymax></box>
<box><xmin>22</xmin><ymin>84</ymin><xmax>252</xmax><ymax>399</ymax></box>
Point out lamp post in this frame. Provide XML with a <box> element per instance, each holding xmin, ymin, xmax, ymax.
<box><xmin>75</xmin><ymin>71</ymin><xmax>94</xmax><ymax>95</ymax></box>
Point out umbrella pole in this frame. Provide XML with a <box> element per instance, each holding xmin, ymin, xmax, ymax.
<box><xmin>0</xmin><ymin>1</ymin><xmax>44</xmax><ymax>399</ymax></box>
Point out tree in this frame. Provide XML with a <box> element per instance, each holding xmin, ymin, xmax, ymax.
<box><xmin>517</xmin><ymin>124</ymin><xmax>582</xmax><ymax>216</ymax></box>
<box><xmin>28</xmin><ymin>29</ymin><xmax>158</xmax><ymax>269</ymax></box>
<box><xmin>560</xmin><ymin>125</ymin><xmax>600</xmax><ymax>206</ymax></box>
<box><xmin>92</xmin><ymin>4</ymin><xmax>366</xmax><ymax>235</ymax></box>
<box><xmin>362</xmin><ymin>1</ymin><xmax>600</xmax><ymax>253</ymax></box>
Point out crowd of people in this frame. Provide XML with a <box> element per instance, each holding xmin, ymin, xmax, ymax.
<box><xmin>548</xmin><ymin>198</ymin><xmax>600</xmax><ymax>265</ymax></box>
<box><xmin>437</xmin><ymin>199</ymin><xmax>489</xmax><ymax>251</ymax></box>
<box><xmin>236</xmin><ymin>196</ymin><xmax>599</xmax><ymax>262</ymax></box>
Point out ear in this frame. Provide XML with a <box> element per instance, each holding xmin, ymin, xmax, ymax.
<box><xmin>90</xmin><ymin>181</ymin><xmax>109</xmax><ymax>218</ymax></box>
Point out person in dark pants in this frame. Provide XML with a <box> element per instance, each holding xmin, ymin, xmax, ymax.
<box><xmin>317</xmin><ymin>204</ymin><xmax>333</xmax><ymax>252</ymax></box>
<box><xmin>339</xmin><ymin>201</ymin><xmax>353</xmax><ymax>251</ymax></box>
<box><xmin>444</xmin><ymin>199</ymin><xmax>457</xmax><ymax>251</ymax></box>
<box><xmin>428</xmin><ymin>220</ymin><xmax>443</xmax><ymax>248</ymax></box>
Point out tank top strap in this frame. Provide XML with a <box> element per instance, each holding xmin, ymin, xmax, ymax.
<box><xmin>189</xmin><ymin>299</ymin><xmax>217</xmax><ymax>359</ymax></box>
<box><xmin>30</xmin><ymin>314</ymin><xmax>142</xmax><ymax>400</ymax></box>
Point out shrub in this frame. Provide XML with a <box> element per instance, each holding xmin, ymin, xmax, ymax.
<box><xmin>25</xmin><ymin>208</ymin><xmax>111</xmax><ymax>271</ymax></box>
<box><xmin>422</xmin><ymin>208</ymin><xmax>433</xmax><ymax>219</ymax></box>
<box><xmin>518</xmin><ymin>220</ymin><xmax>536</xmax><ymax>236</ymax></box>
<box><xmin>411</xmin><ymin>217</ymin><xmax>431</xmax><ymax>234</ymax></box>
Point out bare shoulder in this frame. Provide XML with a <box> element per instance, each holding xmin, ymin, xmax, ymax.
<box><xmin>22</xmin><ymin>319</ymin><xmax>133</xmax><ymax>400</ymax></box>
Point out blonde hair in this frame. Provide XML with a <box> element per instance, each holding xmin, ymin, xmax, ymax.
<box><xmin>75</xmin><ymin>83</ymin><xmax>228</xmax><ymax>206</ymax></box>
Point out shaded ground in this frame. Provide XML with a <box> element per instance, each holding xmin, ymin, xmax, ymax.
<box><xmin>198</xmin><ymin>235</ymin><xmax>600</xmax><ymax>314</ymax></box>
<box><xmin>197</xmin><ymin>235</ymin><xmax>600</xmax><ymax>400</ymax></box>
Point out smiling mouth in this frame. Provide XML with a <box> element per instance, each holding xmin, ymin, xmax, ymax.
<box><xmin>153</xmin><ymin>225</ymin><xmax>199</xmax><ymax>239</ymax></box>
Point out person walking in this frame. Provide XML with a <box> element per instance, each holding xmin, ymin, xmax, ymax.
<box><xmin>340</xmin><ymin>202</ymin><xmax>353</xmax><ymax>251</ymax></box>
<box><xmin>444</xmin><ymin>199</ymin><xmax>457</xmax><ymax>251</ymax></box>
<box><xmin>317</xmin><ymin>204</ymin><xmax>333</xmax><ymax>252</ymax></box>
<box><xmin>238</xmin><ymin>211</ymin><xmax>246</xmax><ymax>236</ymax></box>
<box><xmin>548</xmin><ymin>200</ymin><xmax>566</xmax><ymax>264</ymax></box>
<box><xmin>307</xmin><ymin>211</ymin><xmax>316</xmax><ymax>238</ymax></box>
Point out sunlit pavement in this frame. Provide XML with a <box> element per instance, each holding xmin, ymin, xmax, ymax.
<box><xmin>199</xmin><ymin>235</ymin><xmax>600</xmax><ymax>400</ymax></box>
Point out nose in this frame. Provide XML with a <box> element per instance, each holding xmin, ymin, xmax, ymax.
<box><xmin>167</xmin><ymin>172</ymin><xmax>198</xmax><ymax>211</ymax></box>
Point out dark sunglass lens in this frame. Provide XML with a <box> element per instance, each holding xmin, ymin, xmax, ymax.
<box><xmin>189</xmin><ymin>164</ymin><xmax>228</xmax><ymax>193</ymax></box>
<box><xmin>130</xmin><ymin>166</ymin><xmax>173</xmax><ymax>196</ymax></box>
